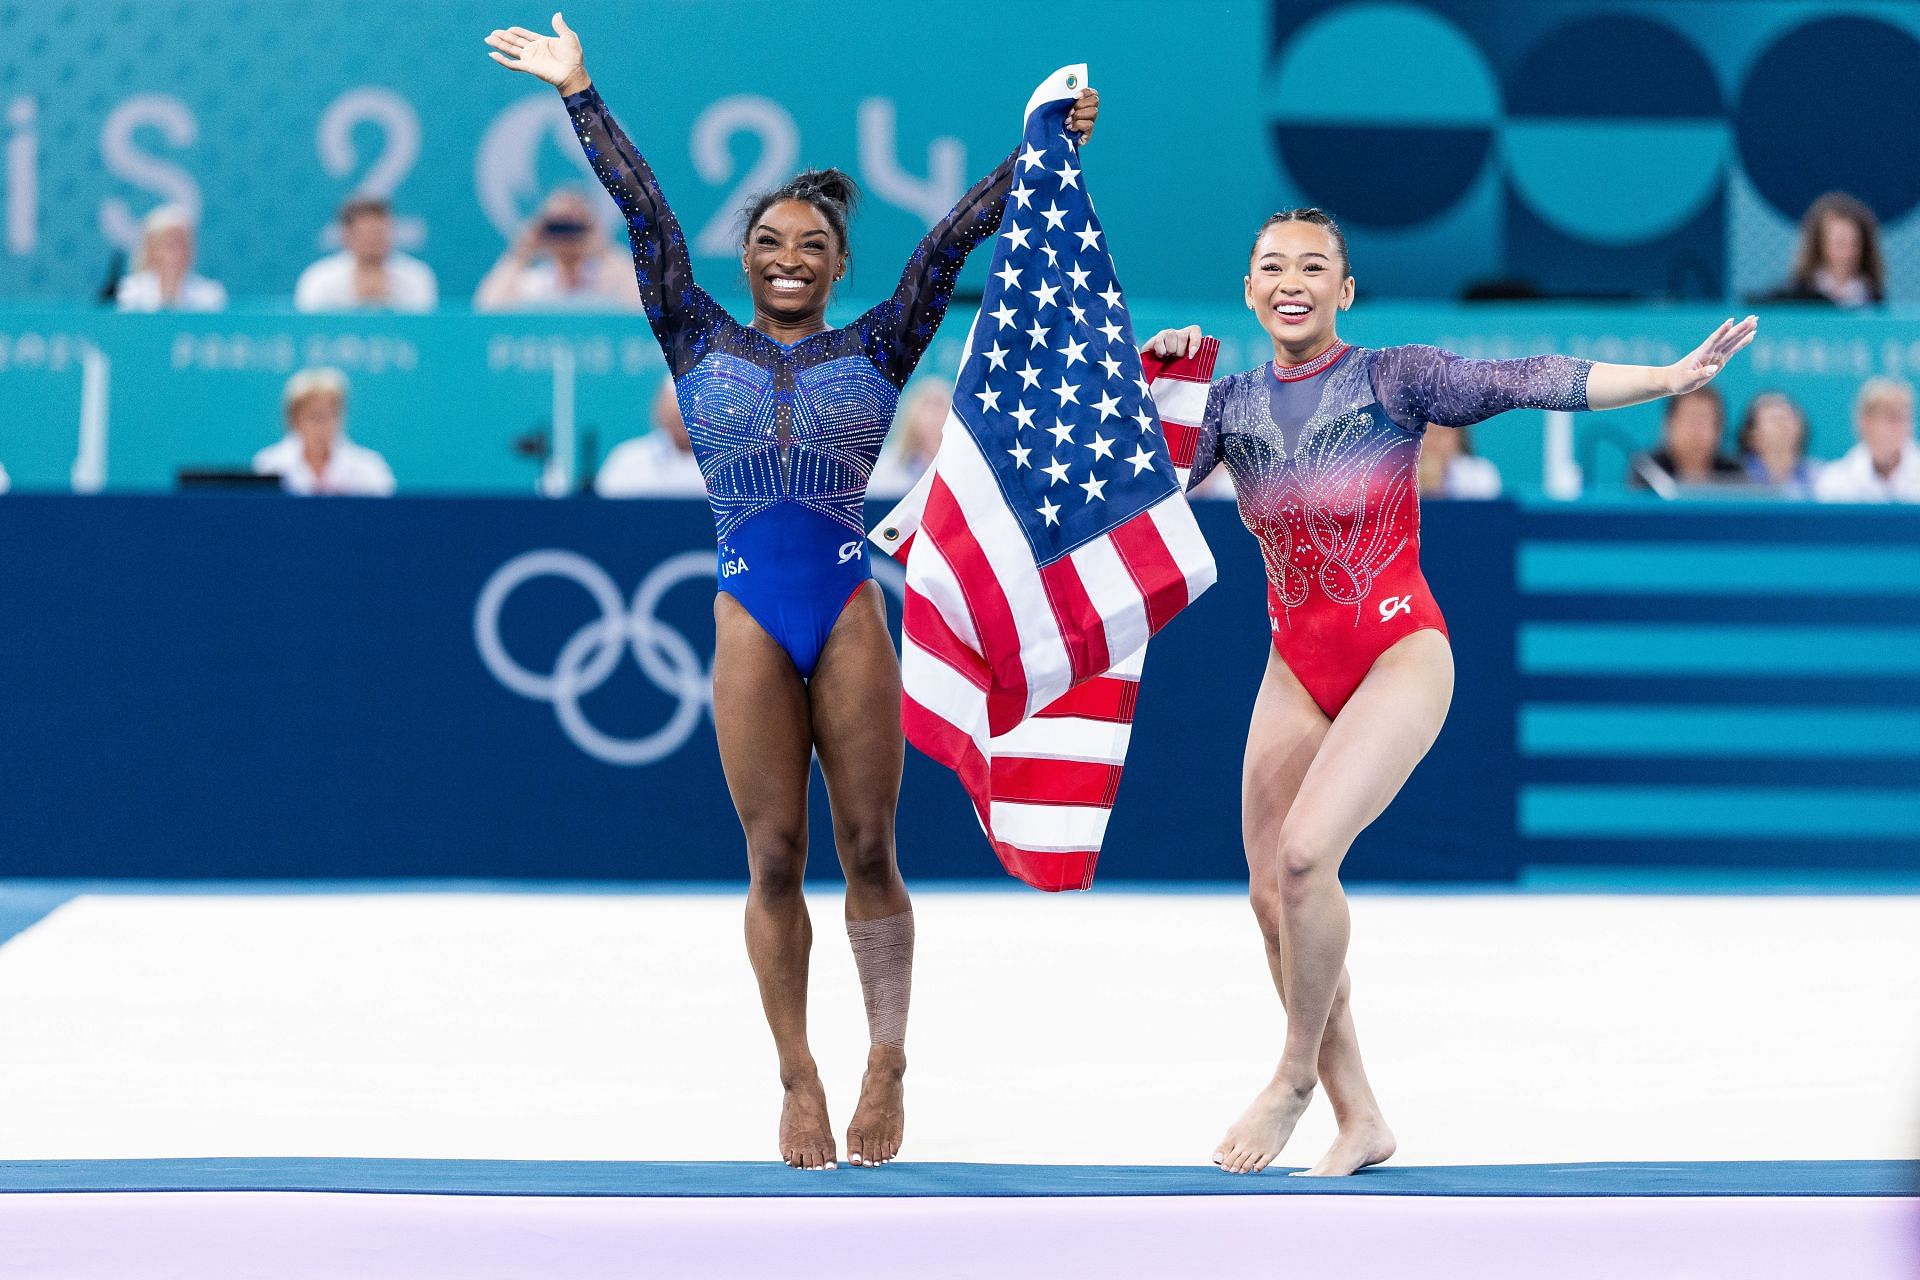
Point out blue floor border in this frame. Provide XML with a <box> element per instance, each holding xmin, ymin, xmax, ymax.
<box><xmin>0</xmin><ymin>1159</ymin><xmax>1913</xmax><ymax>1199</ymax></box>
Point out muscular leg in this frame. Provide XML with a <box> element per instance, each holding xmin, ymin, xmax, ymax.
<box><xmin>1218</xmin><ymin>650</ymin><xmax>1396</xmax><ymax>1176</ymax></box>
<box><xmin>809</xmin><ymin>583</ymin><xmax>912</xmax><ymax>1166</ymax></box>
<box><xmin>713</xmin><ymin>593</ymin><xmax>834</xmax><ymax>1170</ymax></box>
<box><xmin>1217</xmin><ymin>631</ymin><xmax>1453</xmax><ymax>1174</ymax></box>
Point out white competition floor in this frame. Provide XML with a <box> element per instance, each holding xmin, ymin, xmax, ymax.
<box><xmin>2</xmin><ymin>884</ymin><xmax>1917</xmax><ymax>1167</ymax></box>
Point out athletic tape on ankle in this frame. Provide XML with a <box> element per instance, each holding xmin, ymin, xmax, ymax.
<box><xmin>846</xmin><ymin>910</ymin><xmax>914</xmax><ymax>1048</ymax></box>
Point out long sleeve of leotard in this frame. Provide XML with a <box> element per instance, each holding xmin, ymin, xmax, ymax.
<box><xmin>1184</xmin><ymin>380</ymin><xmax>1229</xmax><ymax>491</ymax></box>
<box><xmin>859</xmin><ymin>148</ymin><xmax>1019</xmax><ymax>388</ymax></box>
<box><xmin>564</xmin><ymin>85</ymin><xmax>717</xmax><ymax>376</ymax></box>
<box><xmin>1370</xmin><ymin>344</ymin><xmax>1592</xmax><ymax>432</ymax></box>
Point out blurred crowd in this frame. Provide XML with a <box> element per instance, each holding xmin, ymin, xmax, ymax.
<box><xmin>2</xmin><ymin>187</ymin><xmax>1912</xmax><ymax>502</ymax></box>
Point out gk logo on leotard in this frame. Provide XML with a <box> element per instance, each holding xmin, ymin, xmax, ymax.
<box><xmin>837</xmin><ymin>539</ymin><xmax>864</xmax><ymax>565</ymax></box>
<box><xmin>474</xmin><ymin>549</ymin><xmax>717</xmax><ymax>767</ymax></box>
<box><xmin>1378</xmin><ymin>594</ymin><xmax>1413</xmax><ymax>622</ymax></box>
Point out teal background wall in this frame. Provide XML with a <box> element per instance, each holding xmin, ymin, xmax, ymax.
<box><xmin>4</xmin><ymin>1</ymin><xmax>1920</xmax><ymax>304</ymax></box>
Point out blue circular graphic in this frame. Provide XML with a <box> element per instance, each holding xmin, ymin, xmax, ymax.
<box><xmin>1736</xmin><ymin>16</ymin><xmax>1920</xmax><ymax>223</ymax></box>
<box><xmin>1504</xmin><ymin>15</ymin><xmax>1725</xmax><ymax>245</ymax></box>
<box><xmin>1267</xmin><ymin>3</ymin><xmax>1497</xmax><ymax>230</ymax></box>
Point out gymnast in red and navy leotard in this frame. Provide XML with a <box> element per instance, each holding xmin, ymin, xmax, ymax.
<box><xmin>1187</xmin><ymin>338</ymin><xmax>1593</xmax><ymax>717</ymax></box>
<box><xmin>1147</xmin><ymin>209</ymin><xmax>1756</xmax><ymax>1179</ymax></box>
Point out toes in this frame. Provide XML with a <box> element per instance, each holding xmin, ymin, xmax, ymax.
<box><xmin>847</xmin><ymin>1130</ymin><xmax>866</xmax><ymax>1167</ymax></box>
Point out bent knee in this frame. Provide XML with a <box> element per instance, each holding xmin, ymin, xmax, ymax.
<box><xmin>1276</xmin><ymin>831</ymin><xmax>1338</xmax><ymax>896</ymax></box>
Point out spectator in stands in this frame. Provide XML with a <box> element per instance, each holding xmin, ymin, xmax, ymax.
<box><xmin>474</xmin><ymin>189</ymin><xmax>641</xmax><ymax>312</ymax></box>
<box><xmin>1627</xmin><ymin>386</ymin><xmax>1744</xmax><ymax>490</ymax></box>
<box><xmin>252</xmin><ymin>367</ymin><xmax>396</xmax><ymax>496</ymax></box>
<box><xmin>1417</xmin><ymin>423</ymin><xmax>1501</xmax><ymax>498</ymax></box>
<box><xmin>595</xmin><ymin>379</ymin><xmax>703</xmax><ymax>496</ymax></box>
<box><xmin>294</xmin><ymin>197</ymin><xmax>437</xmax><ymax>313</ymax></box>
<box><xmin>1736</xmin><ymin>391</ymin><xmax>1818</xmax><ymax>496</ymax></box>
<box><xmin>1814</xmin><ymin>376</ymin><xmax>1920</xmax><ymax>502</ymax></box>
<box><xmin>868</xmin><ymin>379</ymin><xmax>949</xmax><ymax>497</ymax></box>
<box><xmin>114</xmin><ymin>205</ymin><xmax>227</xmax><ymax>312</ymax></box>
<box><xmin>1777</xmin><ymin>192</ymin><xmax>1884</xmax><ymax>307</ymax></box>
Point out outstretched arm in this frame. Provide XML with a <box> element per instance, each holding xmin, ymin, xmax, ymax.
<box><xmin>486</xmin><ymin>14</ymin><xmax>708</xmax><ymax>362</ymax></box>
<box><xmin>1585</xmin><ymin>315</ymin><xmax>1759</xmax><ymax>410</ymax></box>
<box><xmin>864</xmin><ymin>89</ymin><xmax>1101</xmax><ymax>386</ymax></box>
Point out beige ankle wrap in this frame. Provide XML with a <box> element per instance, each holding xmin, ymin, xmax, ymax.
<box><xmin>846</xmin><ymin>909</ymin><xmax>914</xmax><ymax>1048</ymax></box>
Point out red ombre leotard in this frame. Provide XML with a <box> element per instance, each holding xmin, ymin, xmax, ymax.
<box><xmin>1187</xmin><ymin>343</ymin><xmax>1591</xmax><ymax>716</ymax></box>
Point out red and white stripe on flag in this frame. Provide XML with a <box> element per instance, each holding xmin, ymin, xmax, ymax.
<box><xmin>874</xmin><ymin>339</ymin><xmax>1221</xmax><ymax>891</ymax></box>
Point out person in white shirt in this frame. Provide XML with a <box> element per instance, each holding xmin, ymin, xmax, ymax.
<box><xmin>1813</xmin><ymin>376</ymin><xmax>1920</xmax><ymax>503</ymax></box>
<box><xmin>252</xmin><ymin>367</ymin><xmax>396</xmax><ymax>496</ymax></box>
<box><xmin>293</xmin><ymin>197</ymin><xmax>438</xmax><ymax>313</ymax></box>
<box><xmin>115</xmin><ymin>205</ymin><xmax>228</xmax><ymax>312</ymax></box>
<box><xmin>595</xmin><ymin>380</ymin><xmax>704</xmax><ymax>497</ymax></box>
<box><xmin>1417</xmin><ymin>423</ymin><xmax>1502</xmax><ymax>499</ymax></box>
<box><xmin>0</xmin><ymin>459</ymin><xmax>10</xmax><ymax>494</ymax></box>
<box><xmin>867</xmin><ymin>379</ymin><xmax>949</xmax><ymax>498</ymax></box>
<box><xmin>473</xmin><ymin>188</ymin><xmax>640</xmax><ymax>312</ymax></box>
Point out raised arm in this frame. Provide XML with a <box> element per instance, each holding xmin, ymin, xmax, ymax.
<box><xmin>862</xmin><ymin>88</ymin><xmax>1101</xmax><ymax>386</ymax></box>
<box><xmin>486</xmin><ymin>15</ymin><xmax>710</xmax><ymax>366</ymax></box>
<box><xmin>1372</xmin><ymin>345</ymin><xmax>1594</xmax><ymax>431</ymax></box>
<box><xmin>860</xmin><ymin>147</ymin><xmax>1018</xmax><ymax>387</ymax></box>
<box><xmin>1375</xmin><ymin>315</ymin><xmax>1759</xmax><ymax>429</ymax></box>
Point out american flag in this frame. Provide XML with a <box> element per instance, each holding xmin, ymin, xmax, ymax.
<box><xmin>873</xmin><ymin>65</ymin><xmax>1218</xmax><ymax>892</ymax></box>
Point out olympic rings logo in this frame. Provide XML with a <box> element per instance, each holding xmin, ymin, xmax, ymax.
<box><xmin>475</xmin><ymin>546</ymin><xmax>908</xmax><ymax>767</ymax></box>
<box><xmin>474</xmin><ymin>548</ymin><xmax>717</xmax><ymax>767</ymax></box>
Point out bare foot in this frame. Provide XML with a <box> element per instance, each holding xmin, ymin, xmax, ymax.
<box><xmin>779</xmin><ymin>1071</ymin><xmax>836</xmax><ymax>1170</ymax></box>
<box><xmin>1294</xmin><ymin>1117</ymin><xmax>1396</xmax><ymax>1177</ymax></box>
<box><xmin>1212</xmin><ymin>1073</ymin><xmax>1315</xmax><ymax>1174</ymax></box>
<box><xmin>846</xmin><ymin>1045</ymin><xmax>906</xmax><ymax>1166</ymax></box>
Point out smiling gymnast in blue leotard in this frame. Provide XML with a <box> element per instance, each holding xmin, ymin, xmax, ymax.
<box><xmin>487</xmin><ymin>13</ymin><xmax>1099</xmax><ymax>1173</ymax></box>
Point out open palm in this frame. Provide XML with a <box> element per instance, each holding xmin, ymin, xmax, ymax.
<box><xmin>1670</xmin><ymin>314</ymin><xmax>1758</xmax><ymax>394</ymax></box>
<box><xmin>485</xmin><ymin>12</ymin><xmax>584</xmax><ymax>88</ymax></box>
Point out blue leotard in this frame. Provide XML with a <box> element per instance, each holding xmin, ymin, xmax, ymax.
<box><xmin>567</xmin><ymin>86</ymin><xmax>1014</xmax><ymax>677</ymax></box>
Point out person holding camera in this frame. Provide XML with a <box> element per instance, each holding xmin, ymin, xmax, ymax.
<box><xmin>474</xmin><ymin>188</ymin><xmax>641</xmax><ymax>312</ymax></box>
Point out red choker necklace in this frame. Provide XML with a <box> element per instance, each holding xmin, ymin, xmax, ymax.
<box><xmin>1270</xmin><ymin>341</ymin><xmax>1349</xmax><ymax>383</ymax></box>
